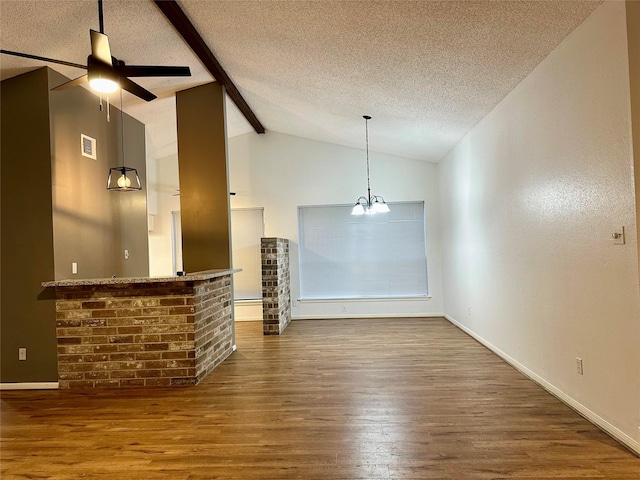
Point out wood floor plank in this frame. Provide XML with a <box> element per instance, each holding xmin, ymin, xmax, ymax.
<box><xmin>1</xmin><ymin>318</ymin><xmax>638</xmax><ymax>479</ymax></box>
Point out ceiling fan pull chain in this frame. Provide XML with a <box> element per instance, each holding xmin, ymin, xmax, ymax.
<box><xmin>106</xmin><ymin>94</ymin><xmax>110</xmax><ymax>122</ymax></box>
<box><xmin>99</xmin><ymin>93</ymin><xmax>103</xmax><ymax>112</ymax></box>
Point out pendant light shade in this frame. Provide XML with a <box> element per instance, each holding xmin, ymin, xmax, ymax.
<box><xmin>351</xmin><ymin>115</ymin><xmax>389</xmax><ymax>216</ymax></box>
<box><xmin>107</xmin><ymin>166</ymin><xmax>141</xmax><ymax>191</ymax></box>
<box><xmin>107</xmin><ymin>90</ymin><xmax>142</xmax><ymax>191</ymax></box>
<box><xmin>351</xmin><ymin>203</ymin><xmax>366</xmax><ymax>216</ymax></box>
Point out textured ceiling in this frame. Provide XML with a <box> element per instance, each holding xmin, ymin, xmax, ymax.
<box><xmin>1</xmin><ymin>0</ymin><xmax>603</xmax><ymax>162</ymax></box>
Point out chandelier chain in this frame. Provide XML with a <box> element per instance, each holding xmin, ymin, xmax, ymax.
<box><xmin>365</xmin><ymin>116</ymin><xmax>371</xmax><ymax>203</ymax></box>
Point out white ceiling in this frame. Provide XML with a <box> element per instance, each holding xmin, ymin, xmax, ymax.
<box><xmin>0</xmin><ymin>0</ymin><xmax>603</xmax><ymax>162</ymax></box>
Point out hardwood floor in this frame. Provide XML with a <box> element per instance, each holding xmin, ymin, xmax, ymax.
<box><xmin>2</xmin><ymin>318</ymin><xmax>638</xmax><ymax>479</ymax></box>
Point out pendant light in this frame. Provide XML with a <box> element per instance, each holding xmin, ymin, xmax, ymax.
<box><xmin>351</xmin><ymin>115</ymin><xmax>390</xmax><ymax>215</ymax></box>
<box><xmin>107</xmin><ymin>89</ymin><xmax>141</xmax><ymax>191</ymax></box>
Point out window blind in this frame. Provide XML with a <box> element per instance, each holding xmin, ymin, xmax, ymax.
<box><xmin>298</xmin><ymin>202</ymin><xmax>428</xmax><ymax>299</ymax></box>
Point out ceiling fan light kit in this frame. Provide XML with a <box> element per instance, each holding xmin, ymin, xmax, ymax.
<box><xmin>1</xmin><ymin>0</ymin><xmax>193</xmax><ymax>192</ymax></box>
<box><xmin>1</xmin><ymin>0</ymin><xmax>191</xmax><ymax>102</ymax></box>
<box><xmin>88</xmin><ymin>78</ymin><xmax>118</xmax><ymax>94</ymax></box>
<box><xmin>87</xmin><ymin>54</ymin><xmax>119</xmax><ymax>93</ymax></box>
<box><xmin>351</xmin><ymin>115</ymin><xmax>390</xmax><ymax>216</ymax></box>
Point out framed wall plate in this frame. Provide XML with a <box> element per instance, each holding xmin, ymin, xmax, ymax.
<box><xmin>81</xmin><ymin>134</ymin><xmax>97</xmax><ymax>160</ymax></box>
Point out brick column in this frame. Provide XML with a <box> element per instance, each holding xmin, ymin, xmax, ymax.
<box><xmin>261</xmin><ymin>238</ymin><xmax>291</xmax><ymax>335</ymax></box>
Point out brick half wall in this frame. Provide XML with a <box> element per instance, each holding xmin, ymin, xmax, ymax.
<box><xmin>194</xmin><ymin>276</ymin><xmax>234</xmax><ymax>382</ymax></box>
<box><xmin>53</xmin><ymin>276</ymin><xmax>234</xmax><ymax>388</ymax></box>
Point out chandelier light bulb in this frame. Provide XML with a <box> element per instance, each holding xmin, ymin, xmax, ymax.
<box><xmin>370</xmin><ymin>203</ymin><xmax>383</xmax><ymax>214</ymax></box>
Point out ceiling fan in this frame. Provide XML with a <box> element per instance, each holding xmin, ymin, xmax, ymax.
<box><xmin>0</xmin><ymin>0</ymin><xmax>191</xmax><ymax>102</ymax></box>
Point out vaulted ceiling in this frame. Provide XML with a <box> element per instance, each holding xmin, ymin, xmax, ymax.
<box><xmin>0</xmin><ymin>0</ymin><xmax>603</xmax><ymax>162</ymax></box>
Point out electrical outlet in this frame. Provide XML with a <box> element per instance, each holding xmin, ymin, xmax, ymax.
<box><xmin>576</xmin><ymin>357</ymin><xmax>583</xmax><ymax>375</ymax></box>
<box><xmin>18</xmin><ymin>348</ymin><xmax>27</xmax><ymax>361</ymax></box>
<box><xmin>72</xmin><ymin>262</ymin><xmax>78</xmax><ymax>274</ymax></box>
<box><xmin>124</xmin><ymin>249</ymin><xmax>130</xmax><ymax>260</ymax></box>
<box><xmin>467</xmin><ymin>305</ymin><xmax>471</xmax><ymax>316</ymax></box>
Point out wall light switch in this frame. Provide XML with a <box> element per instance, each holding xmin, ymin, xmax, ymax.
<box><xmin>124</xmin><ymin>249</ymin><xmax>130</xmax><ymax>260</ymax></box>
<box><xmin>18</xmin><ymin>348</ymin><xmax>27</xmax><ymax>361</ymax></box>
<box><xmin>72</xmin><ymin>262</ymin><xmax>78</xmax><ymax>274</ymax></box>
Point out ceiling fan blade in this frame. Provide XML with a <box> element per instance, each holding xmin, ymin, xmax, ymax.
<box><xmin>0</xmin><ymin>49</ymin><xmax>87</xmax><ymax>69</ymax></box>
<box><xmin>116</xmin><ymin>65</ymin><xmax>191</xmax><ymax>77</ymax></box>
<box><xmin>90</xmin><ymin>29</ymin><xmax>112</xmax><ymax>66</ymax></box>
<box><xmin>119</xmin><ymin>77</ymin><xmax>157</xmax><ymax>102</ymax></box>
<box><xmin>51</xmin><ymin>74</ymin><xmax>89</xmax><ymax>91</ymax></box>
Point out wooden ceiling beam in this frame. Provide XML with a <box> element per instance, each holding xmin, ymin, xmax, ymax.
<box><xmin>154</xmin><ymin>0</ymin><xmax>265</xmax><ymax>134</ymax></box>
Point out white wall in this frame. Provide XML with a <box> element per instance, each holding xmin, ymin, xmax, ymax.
<box><xmin>228</xmin><ymin>131</ymin><xmax>444</xmax><ymax>319</ymax></box>
<box><xmin>438</xmin><ymin>1</ymin><xmax>640</xmax><ymax>453</ymax></box>
<box><xmin>147</xmin><ymin>153</ymin><xmax>180</xmax><ymax>277</ymax></box>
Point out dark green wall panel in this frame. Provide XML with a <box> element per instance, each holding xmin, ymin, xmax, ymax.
<box><xmin>176</xmin><ymin>82</ymin><xmax>231</xmax><ymax>272</ymax></box>
<box><xmin>1</xmin><ymin>68</ymin><xmax>57</xmax><ymax>382</ymax></box>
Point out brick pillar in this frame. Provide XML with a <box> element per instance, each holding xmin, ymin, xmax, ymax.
<box><xmin>261</xmin><ymin>238</ymin><xmax>291</xmax><ymax>335</ymax></box>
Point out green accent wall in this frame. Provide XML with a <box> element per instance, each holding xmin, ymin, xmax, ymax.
<box><xmin>1</xmin><ymin>68</ymin><xmax>57</xmax><ymax>382</ymax></box>
<box><xmin>176</xmin><ymin>82</ymin><xmax>231</xmax><ymax>272</ymax></box>
<box><xmin>48</xmin><ymin>70</ymin><xmax>149</xmax><ymax>280</ymax></box>
<box><xmin>0</xmin><ymin>68</ymin><xmax>149</xmax><ymax>383</ymax></box>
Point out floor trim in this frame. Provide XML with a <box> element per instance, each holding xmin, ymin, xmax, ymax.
<box><xmin>444</xmin><ymin>314</ymin><xmax>640</xmax><ymax>457</ymax></box>
<box><xmin>0</xmin><ymin>382</ymin><xmax>59</xmax><ymax>391</ymax></box>
<box><xmin>292</xmin><ymin>313</ymin><xmax>445</xmax><ymax>320</ymax></box>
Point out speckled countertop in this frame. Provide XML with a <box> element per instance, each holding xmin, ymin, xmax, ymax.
<box><xmin>42</xmin><ymin>269</ymin><xmax>241</xmax><ymax>288</ymax></box>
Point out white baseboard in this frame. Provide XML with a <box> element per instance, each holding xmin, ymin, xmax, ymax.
<box><xmin>444</xmin><ymin>314</ymin><xmax>640</xmax><ymax>456</ymax></box>
<box><xmin>292</xmin><ymin>313</ymin><xmax>445</xmax><ymax>320</ymax></box>
<box><xmin>236</xmin><ymin>314</ymin><xmax>445</xmax><ymax>322</ymax></box>
<box><xmin>0</xmin><ymin>382</ymin><xmax>59</xmax><ymax>390</ymax></box>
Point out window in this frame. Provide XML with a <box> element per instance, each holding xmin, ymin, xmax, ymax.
<box><xmin>230</xmin><ymin>208</ymin><xmax>264</xmax><ymax>300</ymax></box>
<box><xmin>298</xmin><ymin>202</ymin><xmax>428</xmax><ymax>299</ymax></box>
